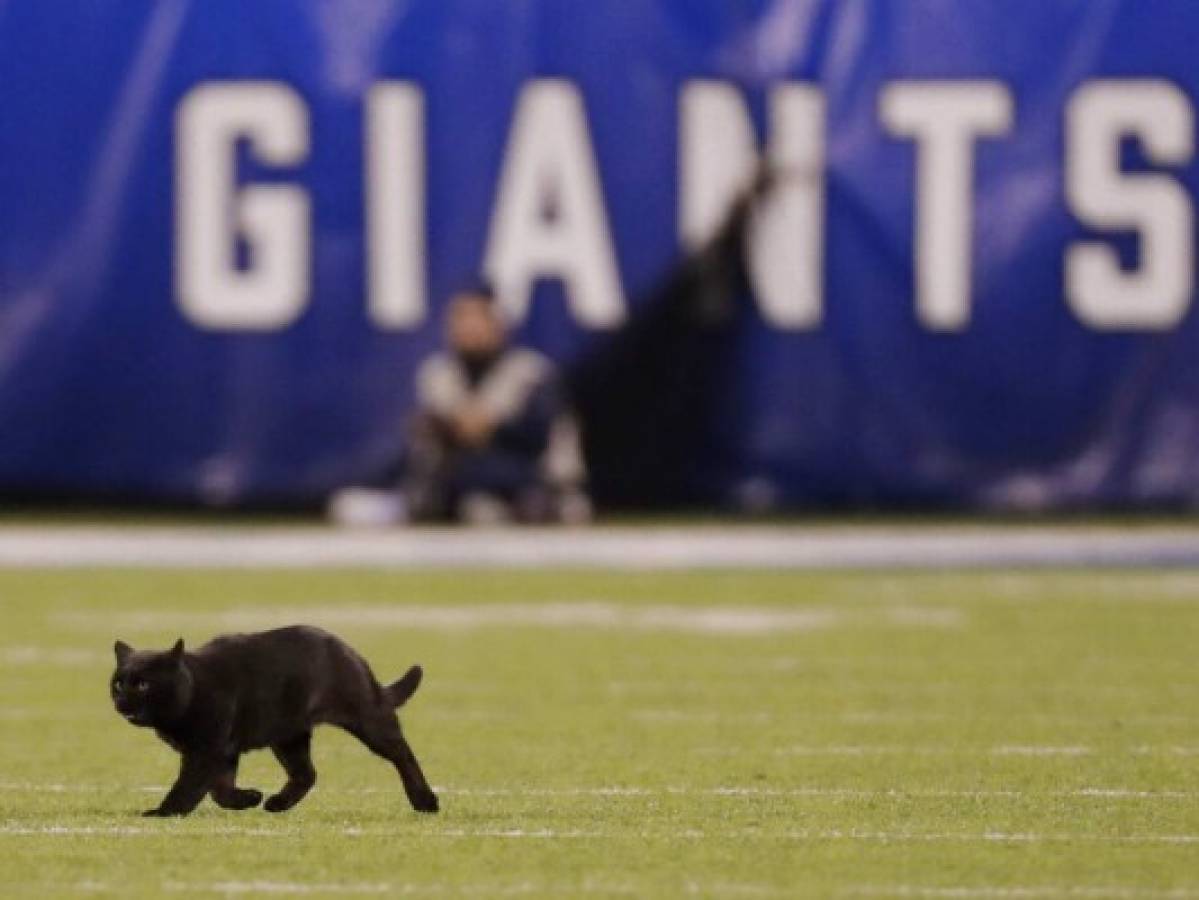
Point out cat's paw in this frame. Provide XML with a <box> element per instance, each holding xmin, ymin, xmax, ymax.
<box><xmin>141</xmin><ymin>807</ymin><xmax>183</xmax><ymax>818</ymax></box>
<box><xmin>263</xmin><ymin>793</ymin><xmax>295</xmax><ymax>813</ymax></box>
<box><xmin>214</xmin><ymin>788</ymin><xmax>263</xmax><ymax>810</ymax></box>
<box><xmin>411</xmin><ymin>790</ymin><xmax>440</xmax><ymax>814</ymax></box>
<box><xmin>236</xmin><ymin>789</ymin><xmax>264</xmax><ymax>810</ymax></box>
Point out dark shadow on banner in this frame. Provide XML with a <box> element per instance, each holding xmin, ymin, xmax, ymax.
<box><xmin>567</xmin><ymin>169</ymin><xmax>777</xmax><ymax>510</ymax></box>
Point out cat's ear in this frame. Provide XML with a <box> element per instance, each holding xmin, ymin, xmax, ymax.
<box><xmin>169</xmin><ymin>638</ymin><xmax>185</xmax><ymax>661</ymax></box>
<box><xmin>114</xmin><ymin>640</ymin><xmax>133</xmax><ymax>665</ymax></box>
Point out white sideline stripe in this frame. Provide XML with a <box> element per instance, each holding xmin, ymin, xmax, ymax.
<box><xmin>53</xmin><ymin>603</ymin><xmax>964</xmax><ymax>636</ymax></box>
<box><xmin>845</xmin><ymin>887</ymin><xmax>1199</xmax><ymax>899</ymax></box>
<box><xmin>165</xmin><ymin>883</ymin><xmax>391</xmax><ymax>896</ymax></box>
<box><xmin>3</xmin><ymin>782</ymin><xmax>1197</xmax><ymax>800</ymax></box>
<box><xmin>3</xmin><ymin>524</ymin><xmax>1199</xmax><ymax>569</ymax></box>
<box><xmin>32</xmin><ymin>881</ymin><xmax>767</xmax><ymax>897</ymax></box>
<box><xmin>5</xmin><ymin>825</ymin><xmax>1199</xmax><ymax>844</ymax></box>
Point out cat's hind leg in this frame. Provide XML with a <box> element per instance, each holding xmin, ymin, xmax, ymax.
<box><xmin>209</xmin><ymin>756</ymin><xmax>263</xmax><ymax>811</ymax></box>
<box><xmin>264</xmin><ymin>731</ymin><xmax>317</xmax><ymax>813</ymax></box>
<box><xmin>347</xmin><ymin>713</ymin><xmax>439</xmax><ymax>813</ymax></box>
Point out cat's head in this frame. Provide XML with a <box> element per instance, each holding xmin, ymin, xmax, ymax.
<box><xmin>110</xmin><ymin>639</ymin><xmax>193</xmax><ymax>727</ymax></box>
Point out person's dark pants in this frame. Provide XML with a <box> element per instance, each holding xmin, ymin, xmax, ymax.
<box><xmin>448</xmin><ymin>450</ymin><xmax>539</xmax><ymax>500</ymax></box>
<box><xmin>402</xmin><ymin>414</ymin><xmax>548</xmax><ymax>522</ymax></box>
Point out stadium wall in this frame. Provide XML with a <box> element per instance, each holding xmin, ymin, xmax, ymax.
<box><xmin>1</xmin><ymin>0</ymin><xmax>1198</xmax><ymax>509</ymax></box>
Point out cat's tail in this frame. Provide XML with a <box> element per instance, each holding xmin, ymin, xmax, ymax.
<box><xmin>385</xmin><ymin>665</ymin><xmax>424</xmax><ymax>708</ymax></box>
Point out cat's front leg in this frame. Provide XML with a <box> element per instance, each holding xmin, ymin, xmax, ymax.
<box><xmin>144</xmin><ymin>752</ymin><xmax>219</xmax><ymax>817</ymax></box>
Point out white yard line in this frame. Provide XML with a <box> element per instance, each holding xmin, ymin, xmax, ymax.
<box><xmin>0</xmin><ymin>825</ymin><xmax>285</xmax><ymax>836</ymax></box>
<box><xmin>14</xmin><ymin>881</ymin><xmax>767</xmax><ymax>897</ymax></box>
<box><xmin>0</xmin><ymin>705</ymin><xmax>506</xmax><ymax>721</ymax></box>
<box><xmin>784</xmin><ymin>830</ymin><xmax>1199</xmax><ymax>845</ymax></box>
<box><xmin>51</xmin><ymin>602</ymin><xmax>963</xmax><ymax>636</ymax></box>
<box><xmin>845</xmin><ymin>888</ymin><xmax>1199</xmax><ymax>899</ymax></box>
<box><xmin>0</xmin><ymin>708</ymin><xmax>108</xmax><ymax>720</ymax></box>
<box><xmin>3</xmin><ymin>704</ymin><xmax>1188</xmax><ymax>728</ymax></box>
<box><xmin>700</xmin><ymin>787</ymin><xmax>1199</xmax><ymax>800</ymax></box>
<box><xmin>11</xmin><ymin>882</ymin><xmax>1196</xmax><ymax>899</ymax></box>
<box><xmin>991</xmin><ymin>746</ymin><xmax>1093</xmax><ymax>757</ymax></box>
<box><xmin>3</xmin><ymin>782</ymin><xmax>1197</xmax><ymax>800</ymax></box>
<box><xmin>4</xmin><ymin>824</ymin><xmax>1197</xmax><ymax>844</ymax></box>
<box><xmin>72</xmin><ymin>885</ymin><xmax>1199</xmax><ymax>900</ymax></box>
<box><xmin>609</xmin><ymin>679</ymin><xmax>1193</xmax><ymax>699</ymax></box>
<box><xmin>422</xmin><ymin>828</ymin><xmax>601</xmax><ymax>839</ymax></box>
<box><xmin>0</xmin><ymin>647</ymin><xmax>106</xmax><ymax>666</ymax></box>
<box><xmin>698</xmin><ymin>744</ymin><xmax>1099</xmax><ymax>757</ymax></box>
<box><xmin>164</xmin><ymin>883</ymin><xmax>393</xmax><ymax>895</ymax></box>
<box><xmin>0</xmin><ymin>783</ymin><xmax>169</xmax><ymax>793</ymax></box>
<box><xmin>1</xmin><ymin>524</ymin><xmax>1198</xmax><ymax>569</ymax></box>
<box><xmin>1132</xmin><ymin>745</ymin><xmax>1199</xmax><ymax>756</ymax></box>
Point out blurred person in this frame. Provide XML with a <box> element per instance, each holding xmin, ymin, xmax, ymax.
<box><xmin>331</xmin><ymin>283</ymin><xmax>590</xmax><ymax>526</ymax></box>
<box><xmin>404</xmin><ymin>283</ymin><xmax>590</xmax><ymax>524</ymax></box>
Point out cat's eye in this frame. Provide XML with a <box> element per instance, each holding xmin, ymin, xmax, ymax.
<box><xmin>132</xmin><ymin>679</ymin><xmax>149</xmax><ymax>693</ymax></box>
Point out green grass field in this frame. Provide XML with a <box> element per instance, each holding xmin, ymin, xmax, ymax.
<box><xmin>2</xmin><ymin>567</ymin><xmax>1198</xmax><ymax>898</ymax></box>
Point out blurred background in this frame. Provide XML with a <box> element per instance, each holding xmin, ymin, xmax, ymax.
<box><xmin>2</xmin><ymin>0</ymin><xmax>1198</xmax><ymax>522</ymax></box>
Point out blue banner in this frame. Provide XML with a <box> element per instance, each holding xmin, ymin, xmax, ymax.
<box><xmin>2</xmin><ymin>0</ymin><xmax>1199</xmax><ymax>509</ymax></box>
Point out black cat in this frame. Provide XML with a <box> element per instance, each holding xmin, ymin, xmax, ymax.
<box><xmin>110</xmin><ymin>626</ymin><xmax>438</xmax><ymax>817</ymax></box>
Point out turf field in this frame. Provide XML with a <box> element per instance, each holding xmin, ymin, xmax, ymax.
<box><xmin>1</xmin><ymin>567</ymin><xmax>1198</xmax><ymax>897</ymax></box>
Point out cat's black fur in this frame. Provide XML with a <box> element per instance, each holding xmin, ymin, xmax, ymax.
<box><xmin>110</xmin><ymin>626</ymin><xmax>438</xmax><ymax>817</ymax></box>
